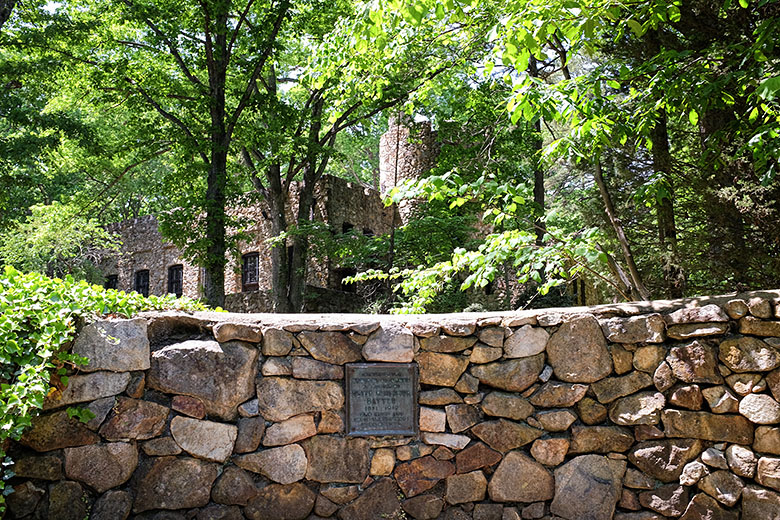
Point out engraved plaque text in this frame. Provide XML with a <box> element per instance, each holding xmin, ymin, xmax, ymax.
<box><xmin>346</xmin><ymin>363</ymin><xmax>418</xmax><ymax>436</ymax></box>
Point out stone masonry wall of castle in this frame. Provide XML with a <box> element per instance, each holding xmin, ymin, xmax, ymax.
<box><xmin>8</xmin><ymin>290</ymin><xmax>780</xmax><ymax>519</ymax></box>
<box><xmin>102</xmin><ymin>175</ymin><xmax>396</xmax><ymax>311</ymax></box>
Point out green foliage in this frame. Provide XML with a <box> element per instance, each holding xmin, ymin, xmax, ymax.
<box><xmin>0</xmin><ymin>202</ymin><xmax>120</xmax><ymax>283</ymax></box>
<box><xmin>0</xmin><ymin>266</ymin><xmax>209</xmax><ymax>511</ymax></box>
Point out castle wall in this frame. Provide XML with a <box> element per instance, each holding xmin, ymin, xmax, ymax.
<box><xmin>101</xmin><ymin>176</ymin><xmax>394</xmax><ymax>308</ymax></box>
<box><xmin>10</xmin><ymin>290</ymin><xmax>780</xmax><ymax>519</ymax></box>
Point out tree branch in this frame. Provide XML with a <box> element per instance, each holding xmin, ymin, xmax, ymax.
<box><xmin>226</xmin><ymin>0</ymin><xmax>291</xmax><ymax>138</ymax></box>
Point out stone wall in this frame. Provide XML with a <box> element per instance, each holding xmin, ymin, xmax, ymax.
<box><xmin>101</xmin><ymin>175</ymin><xmax>394</xmax><ymax>310</ymax></box>
<box><xmin>8</xmin><ymin>290</ymin><xmax>780</xmax><ymax>520</ymax></box>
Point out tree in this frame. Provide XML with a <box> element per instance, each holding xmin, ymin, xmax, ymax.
<box><xmin>0</xmin><ymin>202</ymin><xmax>120</xmax><ymax>282</ymax></box>
<box><xmin>370</xmin><ymin>0</ymin><xmax>780</xmax><ymax>305</ymax></box>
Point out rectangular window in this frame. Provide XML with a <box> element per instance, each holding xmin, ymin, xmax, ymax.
<box><xmin>167</xmin><ymin>264</ymin><xmax>183</xmax><ymax>297</ymax></box>
<box><xmin>242</xmin><ymin>253</ymin><xmax>259</xmax><ymax>292</ymax></box>
<box><xmin>104</xmin><ymin>275</ymin><xmax>118</xmax><ymax>290</ymax></box>
<box><xmin>134</xmin><ymin>270</ymin><xmax>150</xmax><ymax>297</ymax></box>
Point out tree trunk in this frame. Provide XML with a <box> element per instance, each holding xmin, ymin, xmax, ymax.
<box><xmin>287</xmin><ymin>97</ymin><xmax>324</xmax><ymax>312</ymax></box>
<box><xmin>0</xmin><ymin>0</ymin><xmax>15</xmax><ymax>32</ymax></box>
<box><xmin>593</xmin><ymin>159</ymin><xmax>651</xmax><ymax>301</ymax></box>
<box><xmin>528</xmin><ymin>57</ymin><xmax>546</xmax><ymax>246</ymax></box>
<box><xmin>202</xmin><ymin>13</ymin><xmax>229</xmax><ymax>308</ymax></box>
<box><xmin>266</xmin><ymin>175</ymin><xmax>292</xmax><ymax>312</ymax></box>
<box><xmin>650</xmin><ymin>110</ymin><xmax>685</xmax><ymax>298</ymax></box>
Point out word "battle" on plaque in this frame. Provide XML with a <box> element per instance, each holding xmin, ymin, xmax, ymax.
<box><xmin>345</xmin><ymin>363</ymin><xmax>418</xmax><ymax>436</ymax></box>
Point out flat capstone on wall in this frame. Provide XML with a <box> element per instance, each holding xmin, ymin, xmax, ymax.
<box><xmin>7</xmin><ymin>290</ymin><xmax>780</xmax><ymax>520</ymax></box>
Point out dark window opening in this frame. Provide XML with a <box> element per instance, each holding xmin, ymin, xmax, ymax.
<box><xmin>168</xmin><ymin>264</ymin><xmax>184</xmax><ymax>297</ymax></box>
<box><xmin>104</xmin><ymin>275</ymin><xmax>118</xmax><ymax>290</ymax></box>
<box><xmin>362</xmin><ymin>227</ymin><xmax>374</xmax><ymax>237</ymax></box>
<box><xmin>335</xmin><ymin>267</ymin><xmax>357</xmax><ymax>293</ymax></box>
<box><xmin>342</xmin><ymin>222</ymin><xmax>354</xmax><ymax>234</ymax></box>
<box><xmin>484</xmin><ymin>279</ymin><xmax>494</xmax><ymax>296</ymax></box>
<box><xmin>242</xmin><ymin>252</ymin><xmax>260</xmax><ymax>292</ymax></box>
<box><xmin>134</xmin><ymin>270</ymin><xmax>150</xmax><ymax>297</ymax></box>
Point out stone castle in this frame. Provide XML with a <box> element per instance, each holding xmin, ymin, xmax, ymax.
<box><xmin>100</xmin><ymin>119</ymin><xmax>451</xmax><ymax>312</ymax></box>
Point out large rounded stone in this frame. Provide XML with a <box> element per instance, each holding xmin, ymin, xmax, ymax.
<box><xmin>402</xmin><ymin>494</ymin><xmax>444</xmax><ymax>520</ymax></box>
<box><xmin>43</xmin><ymin>371</ymin><xmax>131</xmax><ymax>409</ymax></box>
<box><xmin>639</xmin><ymin>484</ymin><xmax>689</xmax><ymax>516</ymax></box>
<box><xmin>64</xmin><ymin>442</ymin><xmax>138</xmax><ymax>492</ymax></box>
<box><xmin>666</xmin><ymin>341</ymin><xmax>723</xmax><ymax>384</ymax></box>
<box><xmin>470</xmin><ymin>355</ymin><xmax>544</xmax><ymax>392</ymax></box>
<box><xmin>471</xmin><ymin>419</ymin><xmax>543</xmax><ymax>453</ymax></box>
<box><xmin>148</xmin><ymin>339</ymin><xmax>259</xmax><ymax>420</ymax></box>
<box><xmin>600</xmin><ymin>314</ymin><xmax>665</xmax><ymax>343</ymax></box>
<box><xmin>719</xmin><ymin>336</ymin><xmax>780</xmax><ymax>372</ymax></box>
<box><xmin>550</xmin><ymin>455</ymin><xmax>626</xmax><ymax>520</ymax></box>
<box><xmin>170</xmin><ymin>416</ymin><xmax>237</xmax><ymax>462</ymax></box>
<box><xmin>73</xmin><ymin>318</ymin><xmax>150</xmax><ymax>372</ymax></box>
<box><xmin>480</xmin><ymin>392</ymin><xmax>534</xmax><ymax>420</ymax></box>
<box><xmin>20</xmin><ymin>410</ymin><xmax>100</xmax><ymax>452</ymax></box>
<box><xmin>256</xmin><ymin>377</ymin><xmax>343</xmax><ymax>422</ymax></box>
<box><xmin>338</xmin><ymin>478</ymin><xmax>403</xmax><ymax>520</ymax></box>
<box><xmin>211</xmin><ymin>466</ymin><xmax>258</xmax><ymax>506</ymax></box>
<box><xmin>698</xmin><ymin>470</ymin><xmax>744</xmax><ymax>506</ymax></box>
<box><xmin>529</xmin><ymin>381</ymin><xmax>588</xmax><ymax>407</ymax></box>
<box><xmin>244</xmin><ymin>482</ymin><xmax>316</xmax><ymax>520</ymax></box>
<box><xmin>742</xmin><ymin>484</ymin><xmax>780</xmax><ymax>520</ymax></box>
<box><xmin>12</xmin><ymin>454</ymin><xmax>63</xmax><ymax>480</ymax></box>
<box><xmin>758</xmin><ymin>457</ymin><xmax>780</xmax><ymax>491</ymax></box>
<box><xmin>754</xmin><ymin>426</ymin><xmax>780</xmax><ymax>454</ymax></box>
<box><xmin>213</xmin><ymin>321</ymin><xmax>262</xmax><ymax>343</ymax></box>
<box><xmin>298</xmin><ymin>331</ymin><xmax>362</xmax><ymax>364</ymax></box>
<box><xmin>503</xmin><ymin>325</ymin><xmax>549</xmax><ymax>358</ymax></box>
<box><xmin>665</xmin><ymin>305</ymin><xmax>729</xmax><ymax>325</ymax></box>
<box><xmin>628</xmin><ymin>439</ymin><xmax>703</xmax><ymax>483</ymax></box>
<box><xmin>455</xmin><ymin>442</ymin><xmax>502</xmax><ymax>473</ymax></box>
<box><xmin>302</xmin><ymin>436</ymin><xmax>370</xmax><ymax>483</ymax></box>
<box><xmin>91</xmin><ymin>490</ymin><xmax>133</xmax><ymax>520</ymax></box>
<box><xmin>419</xmin><ymin>334</ymin><xmax>477</xmax><ymax>353</ymax></box>
<box><xmin>362</xmin><ymin>322</ymin><xmax>414</xmax><ymax>362</ymax></box>
<box><xmin>99</xmin><ymin>397</ymin><xmax>169</xmax><ymax>441</ymax></box>
<box><xmin>591</xmin><ymin>371</ymin><xmax>653</xmax><ymax>404</ymax></box>
<box><xmin>234</xmin><ymin>444</ymin><xmax>308</xmax><ymax>484</ymax></box>
<box><xmin>488</xmin><ymin>451</ymin><xmax>554</xmax><ymax>503</ymax></box>
<box><xmin>546</xmin><ymin>315</ymin><xmax>612</xmax><ymax>383</ymax></box>
<box><xmin>133</xmin><ymin>456</ymin><xmax>219</xmax><ymax>513</ymax></box>
<box><xmin>609</xmin><ymin>391</ymin><xmax>665</xmax><ymax>425</ymax></box>
<box><xmin>48</xmin><ymin>481</ymin><xmax>88</xmax><ymax>520</ymax></box>
<box><xmin>569</xmin><ymin>425</ymin><xmax>634</xmax><ymax>454</ymax></box>
<box><xmin>263</xmin><ymin>414</ymin><xmax>317</xmax><ymax>446</ymax></box>
<box><xmin>417</xmin><ymin>352</ymin><xmax>469</xmax><ymax>386</ymax></box>
<box><xmin>6</xmin><ymin>481</ymin><xmax>45</xmax><ymax>518</ymax></box>
<box><xmin>740</xmin><ymin>393</ymin><xmax>780</xmax><ymax>424</ymax></box>
<box><xmin>679</xmin><ymin>492</ymin><xmax>738</xmax><ymax>520</ymax></box>
<box><xmin>662</xmin><ymin>410</ymin><xmax>753</xmax><ymax>444</ymax></box>
<box><xmin>394</xmin><ymin>455</ymin><xmax>455</xmax><ymax>497</ymax></box>
<box><xmin>445</xmin><ymin>471</ymin><xmax>487</xmax><ymax>505</ymax></box>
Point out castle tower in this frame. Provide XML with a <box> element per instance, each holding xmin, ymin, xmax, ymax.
<box><xmin>379</xmin><ymin>115</ymin><xmax>439</xmax><ymax>224</ymax></box>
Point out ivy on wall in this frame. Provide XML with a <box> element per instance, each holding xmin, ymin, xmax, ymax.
<box><xmin>0</xmin><ymin>266</ymin><xmax>209</xmax><ymax>512</ymax></box>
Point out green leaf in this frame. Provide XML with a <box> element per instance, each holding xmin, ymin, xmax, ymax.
<box><xmin>626</xmin><ymin>19</ymin><xmax>644</xmax><ymax>37</ymax></box>
<box><xmin>757</xmin><ymin>76</ymin><xmax>780</xmax><ymax>101</ymax></box>
<box><xmin>739</xmin><ymin>0</ymin><xmax>748</xmax><ymax>7</ymax></box>
<box><xmin>688</xmin><ymin>110</ymin><xmax>699</xmax><ymax>126</ymax></box>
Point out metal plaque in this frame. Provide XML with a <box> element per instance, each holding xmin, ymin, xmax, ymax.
<box><xmin>346</xmin><ymin>363</ymin><xmax>418</xmax><ymax>436</ymax></box>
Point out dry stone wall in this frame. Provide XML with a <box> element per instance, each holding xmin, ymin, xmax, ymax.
<box><xmin>8</xmin><ymin>290</ymin><xmax>780</xmax><ymax>520</ymax></box>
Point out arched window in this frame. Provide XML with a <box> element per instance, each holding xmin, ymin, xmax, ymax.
<box><xmin>168</xmin><ymin>264</ymin><xmax>184</xmax><ymax>297</ymax></box>
<box><xmin>134</xmin><ymin>270</ymin><xmax>150</xmax><ymax>297</ymax></box>
<box><xmin>242</xmin><ymin>252</ymin><xmax>260</xmax><ymax>292</ymax></box>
